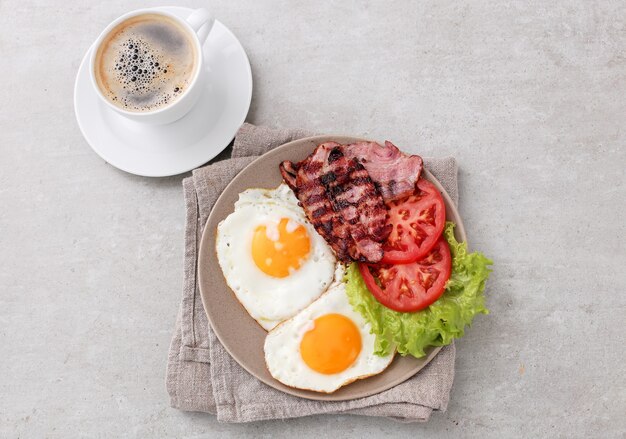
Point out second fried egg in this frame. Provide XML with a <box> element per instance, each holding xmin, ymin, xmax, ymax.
<box><xmin>264</xmin><ymin>268</ymin><xmax>395</xmax><ymax>393</ymax></box>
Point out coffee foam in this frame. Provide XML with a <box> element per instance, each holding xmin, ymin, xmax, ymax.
<box><xmin>94</xmin><ymin>14</ymin><xmax>197</xmax><ymax>112</ymax></box>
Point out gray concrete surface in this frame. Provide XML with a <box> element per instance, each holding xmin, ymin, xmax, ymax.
<box><xmin>1</xmin><ymin>0</ymin><xmax>625</xmax><ymax>437</ymax></box>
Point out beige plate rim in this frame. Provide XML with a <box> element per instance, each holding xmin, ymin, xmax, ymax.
<box><xmin>198</xmin><ymin>135</ymin><xmax>466</xmax><ymax>401</ymax></box>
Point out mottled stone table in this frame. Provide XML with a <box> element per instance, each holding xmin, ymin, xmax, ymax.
<box><xmin>1</xmin><ymin>0</ymin><xmax>624</xmax><ymax>437</ymax></box>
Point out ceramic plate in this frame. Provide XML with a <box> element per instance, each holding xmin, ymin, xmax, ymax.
<box><xmin>198</xmin><ymin>136</ymin><xmax>466</xmax><ymax>401</ymax></box>
<box><xmin>74</xmin><ymin>6</ymin><xmax>252</xmax><ymax>177</ymax></box>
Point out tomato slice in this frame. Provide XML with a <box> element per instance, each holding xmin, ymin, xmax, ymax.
<box><xmin>381</xmin><ymin>178</ymin><xmax>446</xmax><ymax>264</ymax></box>
<box><xmin>359</xmin><ymin>237</ymin><xmax>451</xmax><ymax>312</ymax></box>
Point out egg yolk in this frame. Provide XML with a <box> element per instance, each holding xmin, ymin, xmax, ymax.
<box><xmin>251</xmin><ymin>218</ymin><xmax>311</xmax><ymax>278</ymax></box>
<box><xmin>300</xmin><ymin>313</ymin><xmax>362</xmax><ymax>374</ymax></box>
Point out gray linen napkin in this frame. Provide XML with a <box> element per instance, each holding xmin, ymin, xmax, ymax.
<box><xmin>166</xmin><ymin>123</ymin><xmax>458</xmax><ymax>423</ymax></box>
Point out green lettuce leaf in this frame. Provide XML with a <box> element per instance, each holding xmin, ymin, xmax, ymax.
<box><xmin>345</xmin><ymin>221</ymin><xmax>492</xmax><ymax>358</ymax></box>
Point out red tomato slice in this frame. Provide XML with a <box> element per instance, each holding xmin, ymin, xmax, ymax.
<box><xmin>359</xmin><ymin>237</ymin><xmax>451</xmax><ymax>312</ymax></box>
<box><xmin>381</xmin><ymin>178</ymin><xmax>446</xmax><ymax>264</ymax></box>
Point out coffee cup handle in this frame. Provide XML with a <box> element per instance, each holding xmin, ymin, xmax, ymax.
<box><xmin>186</xmin><ymin>8</ymin><xmax>215</xmax><ymax>45</ymax></box>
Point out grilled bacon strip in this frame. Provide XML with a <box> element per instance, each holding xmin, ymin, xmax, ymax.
<box><xmin>321</xmin><ymin>146</ymin><xmax>390</xmax><ymax>262</ymax></box>
<box><xmin>279</xmin><ymin>142</ymin><xmax>390</xmax><ymax>263</ymax></box>
<box><xmin>343</xmin><ymin>141</ymin><xmax>423</xmax><ymax>202</ymax></box>
<box><xmin>279</xmin><ymin>142</ymin><xmax>352</xmax><ymax>262</ymax></box>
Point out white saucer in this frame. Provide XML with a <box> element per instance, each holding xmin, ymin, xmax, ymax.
<box><xmin>74</xmin><ymin>6</ymin><xmax>252</xmax><ymax>177</ymax></box>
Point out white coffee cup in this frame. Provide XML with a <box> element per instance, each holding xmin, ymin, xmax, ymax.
<box><xmin>89</xmin><ymin>8</ymin><xmax>214</xmax><ymax>125</ymax></box>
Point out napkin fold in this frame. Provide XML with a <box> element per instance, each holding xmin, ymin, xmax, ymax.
<box><xmin>166</xmin><ymin>123</ymin><xmax>458</xmax><ymax>423</ymax></box>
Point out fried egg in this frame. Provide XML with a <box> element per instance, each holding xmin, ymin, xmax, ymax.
<box><xmin>264</xmin><ymin>267</ymin><xmax>395</xmax><ymax>393</ymax></box>
<box><xmin>216</xmin><ymin>184</ymin><xmax>336</xmax><ymax>330</ymax></box>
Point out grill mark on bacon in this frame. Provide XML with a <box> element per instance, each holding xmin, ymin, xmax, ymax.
<box><xmin>311</xmin><ymin>206</ymin><xmax>329</xmax><ymax>218</ymax></box>
<box><xmin>320</xmin><ymin>172</ymin><xmax>336</xmax><ymax>185</ymax></box>
<box><xmin>327</xmin><ymin>148</ymin><xmax>343</xmax><ymax>163</ymax></box>
<box><xmin>328</xmin><ymin>185</ymin><xmax>344</xmax><ymax>197</ymax></box>
<box><xmin>334</xmin><ymin>198</ymin><xmax>350</xmax><ymax>210</ymax></box>
<box><xmin>350</xmin><ymin>176</ymin><xmax>371</xmax><ymax>186</ymax></box>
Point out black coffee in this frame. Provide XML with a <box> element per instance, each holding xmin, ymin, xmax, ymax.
<box><xmin>94</xmin><ymin>13</ymin><xmax>197</xmax><ymax>112</ymax></box>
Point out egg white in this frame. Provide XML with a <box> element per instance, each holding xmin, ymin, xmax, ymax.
<box><xmin>264</xmin><ymin>267</ymin><xmax>395</xmax><ymax>393</ymax></box>
<box><xmin>216</xmin><ymin>185</ymin><xmax>337</xmax><ymax>331</ymax></box>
